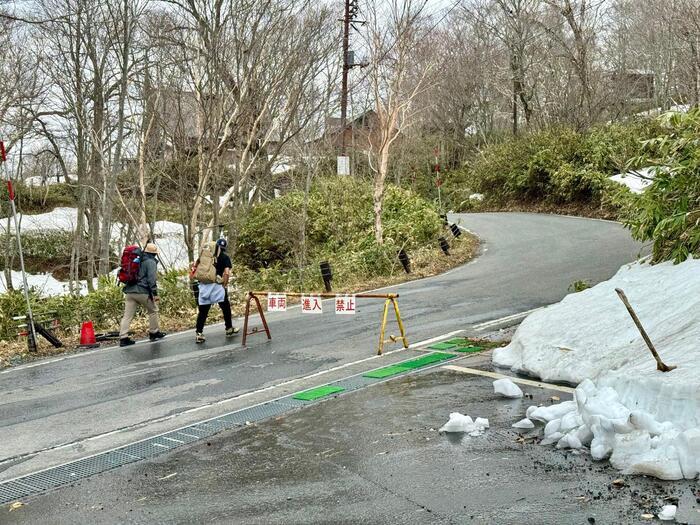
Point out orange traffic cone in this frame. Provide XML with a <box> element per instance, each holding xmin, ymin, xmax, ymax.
<box><xmin>79</xmin><ymin>321</ymin><xmax>98</xmax><ymax>347</ymax></box>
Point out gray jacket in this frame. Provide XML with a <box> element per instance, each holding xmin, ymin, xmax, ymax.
<box><xmin>123</xmin><ymin>252</ymin><xmax>158</xmax><ymax>297</ymax></box>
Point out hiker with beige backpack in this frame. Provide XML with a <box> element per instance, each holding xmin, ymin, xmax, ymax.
<box><xmin>190</xmin><ymin>238</ymin><xmax>239</xmax><ymax>343</ymax></box>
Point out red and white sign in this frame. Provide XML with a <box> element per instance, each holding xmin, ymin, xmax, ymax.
<box><xmin>335</xmin><ymin>295</ymin><xmax>356</xmax><ymax>315</ymax></box>
<box><xmin>301</xmin><ymin>294</ymin><xmax>323</xmax><ymax>314</ymax></box>
<box><xmin>267</xmin><ymin>293</ymin><xmax>287</xmax><ymax>312</ymax></box>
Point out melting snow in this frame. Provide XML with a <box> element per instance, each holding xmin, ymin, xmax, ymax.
<box><xmin>609</xmin><ymin>167</ymin><xmax>655</xmax><ymax>194</ymax></box>
<box><xmin>493</xmin><ymin>378</ymin><xmax>523</xmax><ymax>398</ymax></box>
<box><xmin>439</xmin><ymin>413</ymin><xmax>490</xmax><ymax>436</ymax></box>
<box><xmin>494</xmin><ymin>258</ymin><xmax>700</xmax><ymax>480</ymax></box>
<box><xmin>1</xmin><ymin>207</ymin><xmax>191</xmax><ymax>295</ymax></box>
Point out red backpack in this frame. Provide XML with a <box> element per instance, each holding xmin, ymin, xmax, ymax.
<box><xmin>118</xmin><ymin>245</ymin><xmax>141</xmax><ymax>285</ymax></box>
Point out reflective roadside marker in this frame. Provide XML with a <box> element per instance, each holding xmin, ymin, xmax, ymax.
<box><xmin>439</xmin><ymin>237</ymin><xmax>450</xmax><ymax>255</ymax></box>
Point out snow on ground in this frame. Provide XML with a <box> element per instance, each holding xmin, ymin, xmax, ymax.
<box><xmin>609</xmin><ymin>167</ymin><xmax>655</xmax><ymax>194</ymax></box>
<box><xmin>151</xmin><ymin>221</ymin><xmax>189</xmax><ymax>270</ymax></box>
<box><xmin>0</xmin><ymin>270</ymin><xmax>93</xmax><ymax>295</ymax></box>
<box><xmin>493</xmin><ymin>258</ymin><xmax>700</xmax><ymax>480</ymax></box>
<box><xmin>439</xmin><ymin>413</ymin><xmax>490</xmax><ymax>436</ymax></box>
<box><xmin>0</xmin><ymin>207</ymin><xmax>80</xmax><ymax>233</ymax></box>
<box><xmin>636</xmin><ymin>104</ymin><xmax>690</xmax><ymax>118</ymax></box>
<box><xmin>493</xmin><ymin>378</ymin><xmax>523</xmax><ymax>398</ymax></box>
<box><xmin>24</xmin><ymin>175</ymin><xmax>75</xmax><ymax>187</ymax></box>
<box><xmin>1</xmin><ymin>208</ymin><xmax>190</xmax><ymax>295</ymax></box>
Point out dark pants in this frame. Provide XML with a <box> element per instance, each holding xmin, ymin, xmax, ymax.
<box><xmin>196</xmin><ymin>291</ymin><xmax>233</xmax><ymax>333</ymax></box>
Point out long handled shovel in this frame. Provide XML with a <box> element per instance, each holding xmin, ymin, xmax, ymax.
<box><xmin>615</xmin><ymin>288</ymin><xmax>676</xmax><ymax>372</ymax></box>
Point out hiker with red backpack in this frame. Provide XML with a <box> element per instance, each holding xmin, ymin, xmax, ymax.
<box><xmin>118</xmin><ymin>242</ymin><xmax>166</xmax><ymax>347</ymax></box>
<box><xmin>190</xmin><ymin>238</ymin><xmax>239</xmax><ymax>343</ymax></box>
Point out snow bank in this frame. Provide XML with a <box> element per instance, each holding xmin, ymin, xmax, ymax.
<box><xmin>1</xmin><ymin>208</ymin><xmax>191</xmax><ymax>296</ymax></box>
<box><xmin>0</xmin><ymin>207</ymin><xmax>81</xmax><ymax>233</ymax></box>
<box><xmin>494</xmin><ymin>258</ymin><xmax>700</xmax><ymax>480</ymax></box>
<box><xmin>0</xmin><ymin>270</ymin><xmax>93</xmax><ymax>296</ymax></box>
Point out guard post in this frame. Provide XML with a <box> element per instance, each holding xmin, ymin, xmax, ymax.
<box><xmin>243</xmin><ymin>291</ymin><xmax>409</xmax><ymax>355</ymax></box>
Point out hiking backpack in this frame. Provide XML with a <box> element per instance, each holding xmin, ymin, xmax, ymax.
<box><xmin>118</xmin><ymin>245</ymin><xmax>141</xmax><ymax>285</ymax></box>
<box><xmin>193</xmin><ymin>241</ymin><xmax>218</xmax><ymax>284</ymax></box>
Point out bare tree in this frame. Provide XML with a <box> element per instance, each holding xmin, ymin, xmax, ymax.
<box><xmin>363</xmin><ymin>0</ymin><xmax>434</xmax><ymax>244</ymax></box>
<box><xmin>159</xmin><ymin>0</ymin><xmax>338</xmax><ymax>260</ymax></box>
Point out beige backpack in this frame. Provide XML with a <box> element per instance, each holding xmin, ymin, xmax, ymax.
<box><xmin>194</xmin><ymin>241</ymin><xmax>218</xmax><ymax>284</ymax></box>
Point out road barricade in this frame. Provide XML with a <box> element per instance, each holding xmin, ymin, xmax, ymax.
<box><xmin>242</xmin><ymin>292</ymin><xmax>409</xmax><ymax>355</ymax></box>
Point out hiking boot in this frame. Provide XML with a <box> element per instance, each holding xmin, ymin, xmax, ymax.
<box><xmin>195</xmin><ymin>332</ymin><xmax>206</xmax><ymax>344</ymax></box>
<box><xmin>225</xmin><ymin>327</ymin><xmax>240</xmax><ymax>337</ymax></box>
<box><xmin>120</xmin><ymin>337</ymin><xmax>136</xmax><ymax>347</ymax></box>
<box><xmin>149</xmin><ymin>331</ymin><xmax>167</xmax><ymax>341</ymax></box>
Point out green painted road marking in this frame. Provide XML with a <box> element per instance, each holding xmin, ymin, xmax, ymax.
<box><xmin>453</xmin><ymin>346</ymin><xmax>484</xmax><ymax>353</ymax></box>
<box><xmin>399</xmin><ymin>352</ymin><xmax>453</xmax><ymax>369</ymax></box>
<box><xmin>428</xmin><ymin>342</ymin><xmax>457</xmax><ymax>350</ymax></box>
<box><xmin>293</xmin><ymin>385</ymin><xmax>345</xmax><ymax>401</ymax></box>
<box><xmin>362</xmin><ymin>365</ymin><xmax>408</xmax><ymax>379</ymax></box>
<box><xmin>363</xmin><ymin>352</ymin><xmax>455</xmax><ymax>379</ymax></box>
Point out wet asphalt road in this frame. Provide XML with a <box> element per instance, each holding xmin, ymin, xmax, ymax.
<box><xmin>4</xmin><ymin>360</ymin><xmax>697</xmax><ymax>524</ymax></box>
<box><xmin>0</xmin><ymin>213</ymin><xmax>643</xmax><ymax>481</ymax></box>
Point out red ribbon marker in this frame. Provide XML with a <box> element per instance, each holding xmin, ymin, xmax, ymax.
<box><xmin>0</xmin><ymin>141</ymin><xmax>13</xmax><ymax>200</ymax></box>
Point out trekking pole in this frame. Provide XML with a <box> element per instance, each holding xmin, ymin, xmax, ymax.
<box><xmin>1</xmin><ymin>140</ymin><xmax>38</xmax><ymax>351</ymax></box>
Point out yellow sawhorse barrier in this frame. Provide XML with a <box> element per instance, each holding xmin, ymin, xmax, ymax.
<box><xmin>243</xmin><ymin>292</ymin><xmax>409</xmax><ymax>355</ymax></box>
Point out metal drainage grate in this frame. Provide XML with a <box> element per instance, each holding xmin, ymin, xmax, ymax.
<box><xmin>0</xmin><ymin>351</ymin><xmax>457</xmax><ymax>506</ymax></box>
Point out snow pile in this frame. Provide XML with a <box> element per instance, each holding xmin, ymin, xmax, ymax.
<box><xmin>493</xmin><ymin>378</ymin><xmax>523</xmax><ymax>398</ymax></box>
<box><xmin>512</xmin><ymin>418</ymin><xmax>535</xmax><ymax>429</ymax></box>
<box><xmin>439</xmin><ymin>413</ymin><xmax>490</xmax><ymax>436</ymax></box>
<box><xmin>658</xmin><ymin>505</ymin><xmax>677</xmax><ymax>521</ymax></box>
<box><xmin>609</xmin><ymin>167</ymin><xmax>655</xmax><ymax>194</ymax></box>
<box><xmin>494</xmin><ymin>258</ymin><xmax>700</xmax><ymax>480</ymax></box>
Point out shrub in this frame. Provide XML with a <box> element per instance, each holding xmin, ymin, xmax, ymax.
<box><xmin>623</xmin><ymin>109</ymin><xmax>700</xmax><ymax>263</ymax></box>
<box><xmin>0</xmin><ymin>182</ymin><xmax>77</xmax><ymax>216</ymax></box>
<box><xmin>234</xmin><ymin>176</ymin><xmax>442</xmax><ymax>287</ymax></box>
<box><xmin>445</xmin><ymin>119</ymin><xmax>660</xmax><ymax>211</ymax></box>
<box><xmin>0</xmin><ymin>270</ymin><xmax>196</xmax><ymax>341</ymax></box>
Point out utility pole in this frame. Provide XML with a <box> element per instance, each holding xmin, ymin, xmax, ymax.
<box><xmin>340</xmin><ymin>0</ymin><xmax>351</xmax><ymax>155</ymax></box>
<box><xmin>339</xmin><ymin>0</ymin><xmax>364</xmax><ymax>157</ymax></box>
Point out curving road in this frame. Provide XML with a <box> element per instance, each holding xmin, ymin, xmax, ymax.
<box><xmin>0</xmin><ymin>213</ymin><xmax>643</xmax><ymax>481</ymax></box>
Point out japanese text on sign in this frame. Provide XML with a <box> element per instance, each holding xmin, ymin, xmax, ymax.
<box><xmin>267</xmin><ymin>293</ymin><xmax>287</xmax><ymax>312</ymax></box>
<box><xmin>335</xmin><ymin>295</ymin><xmax>356</xmax><ymax>315</ymax></box>
<box><xmin>301</xmin><ymin>295</ymin><xmax>323</xmax><ymax>314</ymax></box>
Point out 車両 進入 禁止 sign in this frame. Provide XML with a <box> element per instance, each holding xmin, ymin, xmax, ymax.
<box><xmin>301</xmin><ymin>295</ymin><xmax>323</xmax><ymax>314</ymax></box>
<box><xmin>335</xmin><ymin>295</ymin><xmax>356</xmax><ymax>315</ymax></box>
<box><xmin>267</xmin><ymin>293</ymin><xmax>287</xmax><ymax>312</ymax></box>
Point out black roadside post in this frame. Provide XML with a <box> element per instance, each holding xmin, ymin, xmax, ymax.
<box><xmin>398</xmin><ymin>249</ymin><xmax>411</xmax><ymax>274</ymax></box>
<box><xmin>440</xmin><ymin>213</ymin><xmax>448</xmax><ymax>226</ymax></box>
<box><xmin>320</xmin><ymin>261</ymin><xmax>333</xmax><ymax>292</ymax></box>
<box><xmin>449</xmin><ymin>223</ymin><xmax>462</xmax><ymax>238</ymax></box>
<box><xmin>439</xmin><ymin>237</ymin><xmax>450</xmax><ymax>255</ymax></box>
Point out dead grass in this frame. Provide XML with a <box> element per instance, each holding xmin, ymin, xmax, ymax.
<box><xmin>470</xmin><ymin>200</ymin><xmax>620</xmax><ymax>221</ymax></box>
<box><xmin>0</xmin><ymin>232</ymin><xmax>479</xmax><ymax>368</ymax></box>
